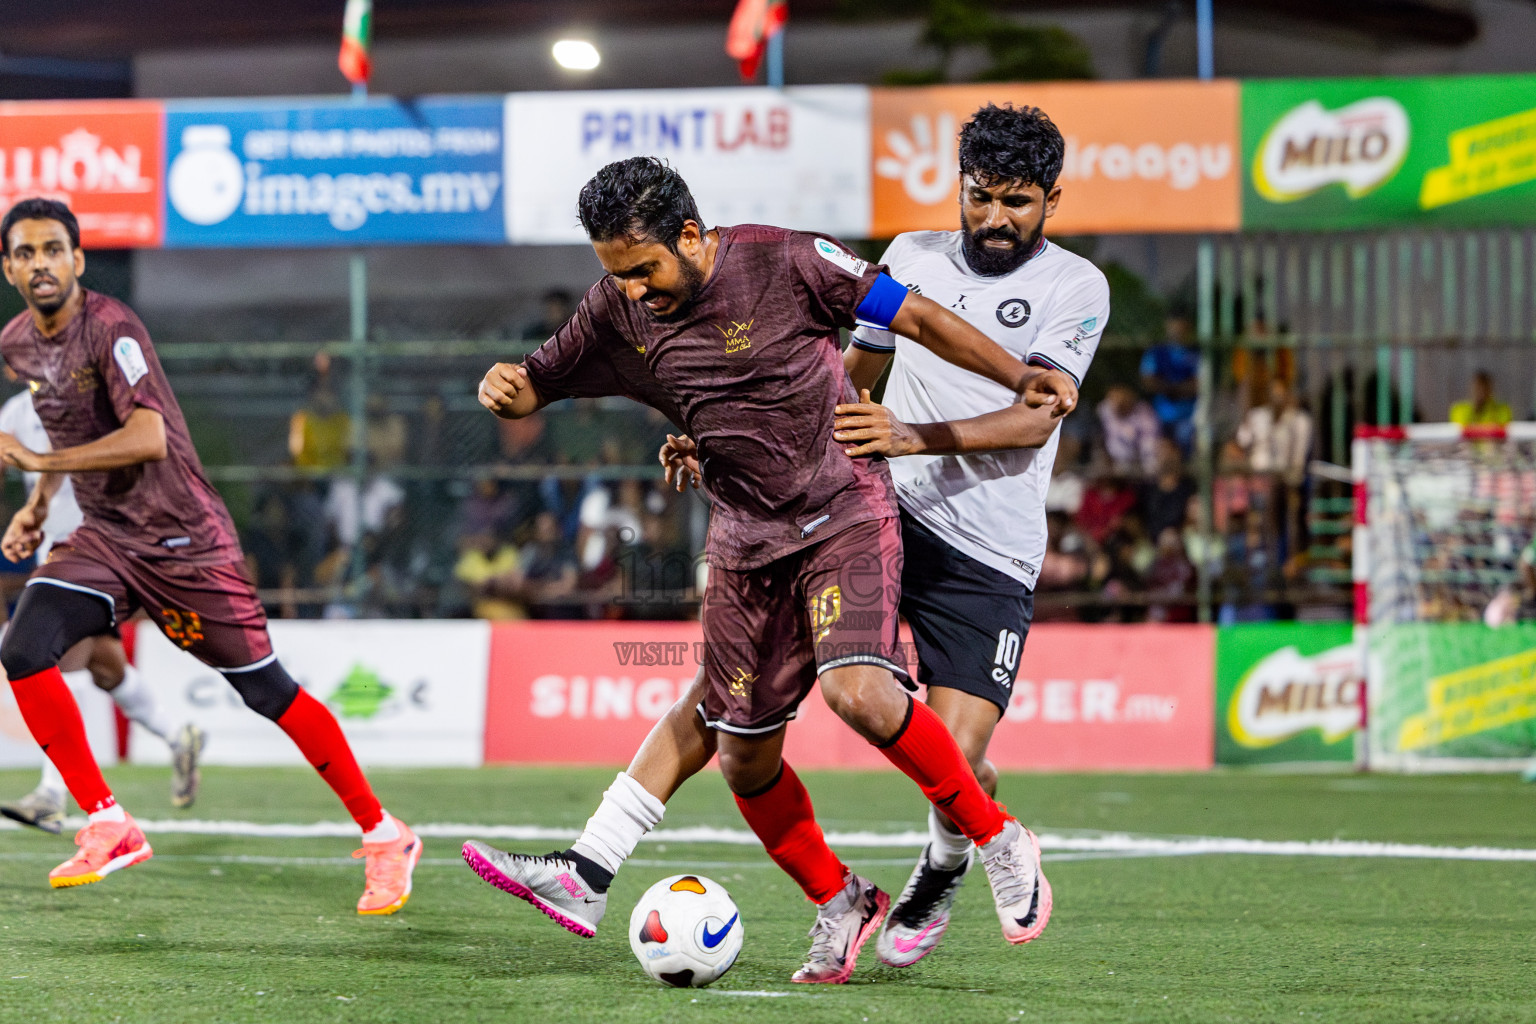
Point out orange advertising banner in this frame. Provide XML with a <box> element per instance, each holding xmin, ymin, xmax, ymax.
<box><xmin>871</xmin><ymin>81</ymin><xmax>1241</xmax><ymax>237</ymax></box>
<box><xmin>0</xmin><ymin>101</ymin><xmax>164</xmax><ymax>248</ymax></box>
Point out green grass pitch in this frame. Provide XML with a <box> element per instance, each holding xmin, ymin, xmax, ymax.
<box><xmin>1</xmin><ymin>765</ymin><xmax>1534</xmax><ymax>1024</ymax></box>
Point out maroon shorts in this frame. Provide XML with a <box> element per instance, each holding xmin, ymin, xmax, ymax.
<box><xmin>699</xmin><ymin>516</ymin><xmax>906</xmax><ymax>735</ymax></box>
<box><xmin>31</xmin><ymin>528</ymin><xmax>273</xmax><ymax>671</ymax></box>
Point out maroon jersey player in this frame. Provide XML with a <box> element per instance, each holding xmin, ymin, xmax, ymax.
<box><xmin>462</xmin><ymin>158</ymin><xmax>1073</xmax><ymax>983</ymax></box>
<box><xmin>0</xmin><ymin>198</ymin><xmax>419</xmax><ymax>910</ymax></box>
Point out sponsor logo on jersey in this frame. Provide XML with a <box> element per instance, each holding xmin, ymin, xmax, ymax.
<box><xmin>996</xmin><ymin>298</ymin><xmax>1031</xmax><ymax>328</ymax></box>
<box><xmin>112</xmin><ymin>337</ymin><xmax>149</xmax><ymax>387</ymax></box>
<box><xmin>70</xmin><ymin>365</ymin><xmax>102</xmax><ymax>393</ymax></box>
<box><xmin>813</xmin><ymin>237</ymin><xmax>868</xmax><ymax>277</ymax></box>
<box><xmin>715</xmin><ymin>319</ymin><xmax>753</xmax><ymax>354</ymax></box>
<box><xmin>727</xmin><ymin>667</ymin><xmax>757</xmax><ymax>699</ymax></box>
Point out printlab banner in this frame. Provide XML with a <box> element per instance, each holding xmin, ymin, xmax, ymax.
<box><xmin>162</xmin><ymin>97</ymin><xmax>504</xmax><ymax>247</ymax></box>
<box><xmin>0</xmin><ymin>100</ymin><xmax>164</xmax><ymax>248</ymax></box>
<box><xmin>1242</xmin><ymin>75</ymin><xmax>1536</xmax><ymax>230</ymax></box>
<box><xmin>504</xmin><ymin>86</ymin><xmax>870</xmax><ymax>243</ymax></box>
<box><xmin>870</xmin><ymin>81</ymin><xmax>1241</xmax><ymax>237</ymax></box>
<box><xmin>1215</xmin><ymin>622</ymin><xmax>1359</xmax><ymax>765</ymax></box>
<box><xmin>132</xmin><ymin>620</ymin><xmax>490</xmax><ymax>766</ymax></box>
<box><xmin>484</xmin><ymin>621</ymin><xmax>1214</xmax><ymax>770</ymax></box>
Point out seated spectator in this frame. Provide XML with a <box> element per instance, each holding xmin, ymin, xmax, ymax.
<box><xmin>1096</xmin><ymin>384</ymin><xmax>1160</xmax><ymax>476</ymax></box>
<box><xmin>1449</xmin><ymin>370</ymin><xmax>1512</xmax><ymax>427</ymax></box>
<box><xmin>1139</xmin><ymin>315</ymin><xmax>1200</xmax><ymax>452</ymax></box>
<box><xmin>520</xmin><ymin>511</ymin><xmax>579</xmax><ymax>611</ymax></box>
<box><xmin>458</xmin><ymin>477</ymin><xmax>519</xmax><ymax>543</ymax></box>
<box><xmin>523</xmin><ymin>288</ymin><xmax>576</xmax><ymax>340</ymax></box>
<box><xmin>326</xmin><ymin>468</ymin><xmax>405</xmax><ymax>548</ymax></box>
<box><xmin>1075</xmin><ymin>472</ymin><xmax>1138</xmax><ymax>546</ymax></box>
<box><xmin>454</xmin><ymin>531</ymin><xmax>526</xmax><ymax>620</ymax></box>
<box><xmin>1141</xmin><ymin>438</ymin><xmax>1195</xmax><ymax>539</ymax></box>
<box><xmin>366</xmin><ymin>393</ymin><xmax>409</xmax><ymax>468</ymax></box>
<box><xmin>1045</xmin><ymin>434</ymin><xmax>1086</xmax><ymax>515</ymax></box>
<box><xmin>1145</xmin><ymin>527</ymin><xmax>1196</xmax><ymax>623</ymax></box>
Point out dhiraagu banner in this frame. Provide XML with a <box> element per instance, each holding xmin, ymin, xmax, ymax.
<box><xmin>1242</xmin><ymin>74</ymin><xmax>1536</xmax><ymax>230</ymax></box>
<box><xmin>1216</xmin><ymin>623</ymin><xmax>1360</xmax><ymax>764</ymax></box>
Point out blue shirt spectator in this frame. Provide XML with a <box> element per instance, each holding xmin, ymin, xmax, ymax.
<box><xmin>1140</xmin><ymin>315</ymin><xmax>1199</xmax><ymax>451</ymax></box>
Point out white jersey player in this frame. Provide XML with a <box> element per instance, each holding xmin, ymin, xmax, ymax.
<box><xmin>837</xmin><ymin>103</ymin><xmax>1106</xmax><ymax>966</ymax></box>
<box><xmin>0</xmin><ymin>387</ymin><xmax>204</xmax><ymax>833</ymax></box>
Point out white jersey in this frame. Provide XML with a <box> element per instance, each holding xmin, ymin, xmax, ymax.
<box><xmin>0</xmin><ymin>388</ymin><xmax>83</xmax><ymax>563</ymax></box>
<box><xmin>852</xmin><ymin>231</ymin><xmax>1108</xmax><ymax>589</ymax></box>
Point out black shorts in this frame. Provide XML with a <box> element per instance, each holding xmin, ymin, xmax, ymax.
<box><xmin>899</xmin><ymin>508</ymin><xmax>1034</xmax><ymax>714</ymax></box>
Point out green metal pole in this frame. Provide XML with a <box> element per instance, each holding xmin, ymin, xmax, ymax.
<box><xmin>1196</xmin><ymin>239</ymin><xmax>1216</xmax><ymax>624</ymax></box>
<box><xmin>347</xmin><ymin>252</ymin><xmax>369</xmax><ymax>595</ymax></box>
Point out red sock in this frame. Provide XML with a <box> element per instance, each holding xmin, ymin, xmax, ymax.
<box><xmin>733</xmin><ymin>762</ymin><xmax>847</xmax><ymax>904</ymax></box>
<box><xmin>276</xmin><ymin>689</ymin><xmax>383</xmax><ymax>831</ymax></box>
<box><xmin>10</xmin><ymin>667</ymin><xmax>115</xmax><ymax>814</ymax></box>
<box><xmin>878</xmin><ymin>697</ymin><xmax>1007</xmax><ymax>845</ymax></box>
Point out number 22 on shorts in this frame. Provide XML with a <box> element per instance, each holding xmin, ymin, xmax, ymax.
<box><xmin>160</xmin><ymin>607</ymin><xmax>206</xmax><ymax>649</ymax></box>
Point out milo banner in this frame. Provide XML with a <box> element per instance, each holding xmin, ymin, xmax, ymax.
<box><xmin>1216</xmin><ymin>623</ymin><xmax>1360</xmax><ymax>764</ymax></box>
<box><xmin>1243</xmin><ymin>74</ymin><xmax>1536</xmax><ymax>230</ymax></box>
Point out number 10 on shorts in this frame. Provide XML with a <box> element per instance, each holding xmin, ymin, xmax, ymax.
<box><xmin>992</xmin><ymin>629</ymin><xmax>1021</xmax><ymax>688</ymax></box>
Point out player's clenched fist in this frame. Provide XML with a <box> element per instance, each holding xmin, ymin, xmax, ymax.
<box><xmin>479</xmin><ymin>362</ymin><xmax>533</xmax><ymax>419</ymax></box>
<box><xmin>2</xmin><ymin>503</ymin><xmax>45</xmax><ymax>564</ymax></box>
<box><xmin>1019</xmin><ymin>366</ymin><xmax>1078</xmax><ymax>417</ymax></box>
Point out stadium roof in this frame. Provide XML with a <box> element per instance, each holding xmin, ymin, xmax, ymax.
<box><xmin>0</xmin><ymin>0</ymin><xmax>1489</xmax><ymax>59</ymax></box>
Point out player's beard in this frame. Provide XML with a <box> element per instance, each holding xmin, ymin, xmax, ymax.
<box><xmin>26</xmin><ymin>272</ymin><xmax>74</xmax><ymax>317</ymax></box>
<box><xmin>960</xmin><ymin>209</ymin><xmax>1045</xmax><ymax>277</ymax></box>
<box><xmin>645</xmin><ymin>252</ymin><xmax>708</xmax><ymax>323</ymax></box>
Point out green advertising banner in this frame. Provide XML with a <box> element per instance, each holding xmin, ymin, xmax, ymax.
<box><xmin>1242</xmin><ymin>74</ymin><xmax>1536</xmax><ymax>230</ymax></box>
<box><xmin>1216</xmin><ymin>623</ymin><xmax>1359</xmax><ymax>764</ymax></box>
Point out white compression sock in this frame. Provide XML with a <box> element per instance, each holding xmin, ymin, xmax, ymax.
<box><xmin>571</xmin><ymin>772</ymin><xmax>666</xmax><ymax>875</ymax></box>
<box><xmin>927</xmin><ymin>804</ymin><xmax>974</xmax><ymax>870</ymax></box>
<box><xmin>88</xmin><ymin>804</ymin><xmax>127</xmax><ymax>824</ymax></box>
<box><xmin>108</xmin><ymin>665</ymin><xmax>177</xmax><ymax>743</ymax></box>
<box><xmin>37</xmin><ymin>754</ymin><xmax>67</xmax><ymax>801</ymax></box>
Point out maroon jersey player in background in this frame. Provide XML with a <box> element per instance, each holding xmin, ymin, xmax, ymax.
<box><xmin>0</xmin><ymin>198</ymin><xmax>419</xmax><ymax>911</ymax></box>
<box><xmin>465</xmin><ymin>157</ymin><xmax>1072</xmax><ymax>983</ymax></box>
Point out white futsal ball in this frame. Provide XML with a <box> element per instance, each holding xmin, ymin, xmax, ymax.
<box><xmin>628</xmin><ymin>874</ymin><xmax>743</xmax><ymax>988</ymax></box>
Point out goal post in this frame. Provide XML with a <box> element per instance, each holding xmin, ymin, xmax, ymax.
<box><xmin>1354</xmin><ymin>422</ymin><xmax>1536</xmax><ymax>772</ymax></box>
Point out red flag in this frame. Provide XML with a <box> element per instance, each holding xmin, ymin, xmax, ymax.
<box><xmin>339</xmin><ymin>0</ymin><xmax>373</xmax><ymax>86</ymax></box>
<box><xmin>726</xmin><ymin>0</ymin><xmax>788</xmax><ymax>83</ymax></box>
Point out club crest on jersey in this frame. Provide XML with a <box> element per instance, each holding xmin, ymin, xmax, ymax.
<box><xmin>716</xmin><ymin>319</ymin><xmax>753</xmax><ymax>354</ymax></box>
<box><xmin>996</xmin><ymin>298</ymin><xmax>1031</xmax><ymax>328</ymax></box>
<box><xmin>69</xmin><ymin>365</ymin><xmax>102</xmax><ymax>392</ymax></box>
<box><xmin>812</xmin><ymin>237</ymin><xmax>868</xmax><ymax>278</ymax></box>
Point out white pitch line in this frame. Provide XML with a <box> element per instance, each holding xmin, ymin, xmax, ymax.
<box><xmin>5</xmin><ymin>818</ymin><xmax>1536</xmax><ymax>863</ymax></box>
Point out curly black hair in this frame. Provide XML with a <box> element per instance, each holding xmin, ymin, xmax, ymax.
<box><xmin>1</xmin><ymin>197</ymin><xmax>80</xmax><ymax>256</ymax></box>
<box><xmin>576</xmin><ymin>156</ymin><xmax>705</xmax><ymax>253</ymax></box>
<box><xmin>957</xmin><ymin>103</ymin><xmax>1065</xmax><ymax>192</ymax></box>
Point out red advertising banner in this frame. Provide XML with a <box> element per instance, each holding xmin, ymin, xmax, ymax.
<box><xmin>0</xmin><ymin>101</ymin><xmax>164</xmax><ymax>248</ymax></box>
<box><xmin>485</xmin><ymin>621</ymin><xmax>1214</xmax><ymax>770</ymax></box>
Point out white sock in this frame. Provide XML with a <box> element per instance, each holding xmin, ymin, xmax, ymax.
<box><xmin>927</xmin><ymin>804</ymin><xmax>974</xmax><ymax>870</ymax></box>
<box><xmin>108</xmin><ymin>665</ymin><xmax>178</xmax><ymax>743</ymax></box>
<box><xmin>89</xmin><ymin>804</ymin><xmax>127</xmax><ymax>824</ymax></box>
<box><xmin>571</xmin><ymin>772</ymin><xmax>666</xmax><ymax>876</ymax></box>
<box><xmin>362</xmin><ymin>810</ymin><xmax>401</xmax><ymax>843</ymax></box>
<box><xmin>36</xmin><ymin>755</ymin><xmax>67</xmax><ymax>801</ymax></box>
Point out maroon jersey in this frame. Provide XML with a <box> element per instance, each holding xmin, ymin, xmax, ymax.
<box><xmin>525</xmin><ymin>224</ymin><xmax>899</xmax><ymax>569</ymax></box>
<box><xmin>0</xmin><ymin>290</ymin><xmax>242</xmax><ymax>565</ymax></box>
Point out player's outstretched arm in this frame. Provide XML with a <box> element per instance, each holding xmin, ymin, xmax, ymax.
<box><xmin>843</xmin><ymin>345</ymin><xmax>893</xmax><ymax>396</ymax></box>
<box><xmin>478</xmin><ymin>362</ymin><xmax>543</xmax><ymax>420</ymax></box>
<box><xmin>0</xmin><ymin>407</ymin><xmax>166</xmax><ymax>475</ymax></box>
<box><xmin>887</xmin><ymin>293</ymin><xmax>1078</xmax><ymax>415</ymax></box>
<box><xmin>834</xmin><ymin>389</ymin><xmax>1062</xmax><ymax>457</ymax></box>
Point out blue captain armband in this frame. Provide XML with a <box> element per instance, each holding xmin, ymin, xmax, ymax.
<box><xmin>853</xmin><ymin>273</ymin><xmax>909</xmax><ymax>331</ymax></box>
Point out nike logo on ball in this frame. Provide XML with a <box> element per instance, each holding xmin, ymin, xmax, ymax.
<box><xmin>701</xmin><ymin>912</ymin><xmax>739</xmax><ymax>949</ymax></box>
